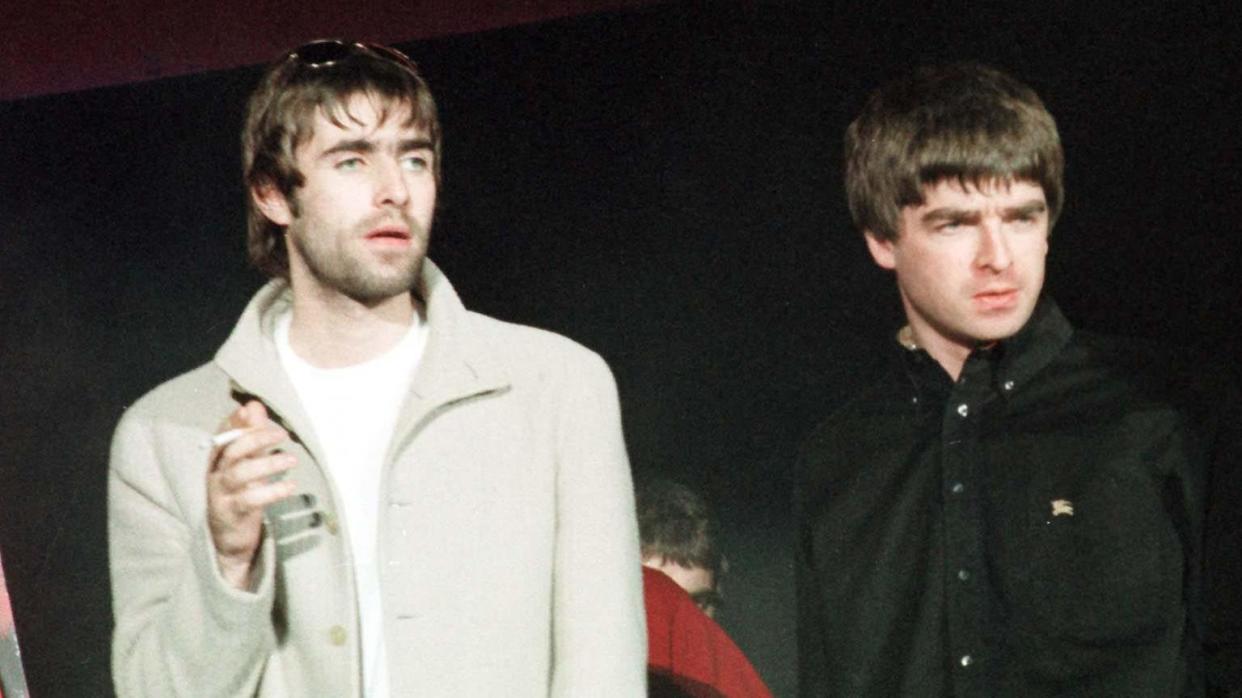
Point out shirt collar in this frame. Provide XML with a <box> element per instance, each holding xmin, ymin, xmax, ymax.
<box><xmin>991</xmin><ymin>296</ymin><xmax>1074</xmax><ymax>394</ymax></box>
<box><xmin>894</xmin><ymin>296</ymin><xmax>1074</xmax><ymax>398</ymax></box>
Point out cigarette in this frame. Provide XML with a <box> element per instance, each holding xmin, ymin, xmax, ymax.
<box><xmin>211</xmin><ymin>428</ymin><xmax>253</xmax><ymax>448</ymax></box>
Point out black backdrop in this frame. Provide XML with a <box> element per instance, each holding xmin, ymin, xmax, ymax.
<box><xmin>3</xmin><ymin>3</ymin><xmax>1241</xmax><ymax>695</ymax></box>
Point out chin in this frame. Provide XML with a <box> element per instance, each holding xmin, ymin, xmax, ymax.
<box><xmin>968</xmin><ymin>317</ymin><xmax>1029</xmax><ymax>344</ymax></box>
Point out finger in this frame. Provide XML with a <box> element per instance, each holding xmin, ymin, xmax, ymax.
<box><xmin>222</xmin><ymin>400</ymin><xmax>270</xmax><ymax>432</ymax></box>
<box><xmin>242</xmin><ymin>400</ymin><xmax>270</xmax><ymax>428</ymax></box>
<box><xmin>224</xmin><ymin>402</ymin><xmax>251</xmax><ymax>431</ymax></box>
<box><xmin>214</xmin><ymin>453</ymin><xmax>297</xmax><ymax>492</ymax></box>
<box><xmin>212</xmin><ymin>425</ymin><xmax>288</xmax><ymax>471</ymax></box>
<box><xmin>230</xmin><ymin>479</ymin><xmax>298</xmax><ymax>512</ymax></box>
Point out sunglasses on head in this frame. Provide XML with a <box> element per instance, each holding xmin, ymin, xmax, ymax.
<box><xmin>286</xmin><ymin>39</ymin><xmax>420</xmax><ymax>76</ymax></box>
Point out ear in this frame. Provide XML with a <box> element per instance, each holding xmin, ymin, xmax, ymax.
<box><xmin>864</xmin><ymin>230</ymin><xmax>897</xmax><ymax>270</ymax></box>
<box><xmin>251</xmin><ymin>182</ymin><xmax>294</xmax><ymax>227</ymax></box>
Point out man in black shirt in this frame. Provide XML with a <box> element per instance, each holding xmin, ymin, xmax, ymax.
<box><xmin>796</xmin><ymin>63</ymin><xmax>1241</xmax><ymax>697</ymax></box>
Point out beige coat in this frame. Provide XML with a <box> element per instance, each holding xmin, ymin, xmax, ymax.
<box><xmin>109</xmin><ymin>261</ymin><xmax>646</xmax><ymax>697</ymax></box>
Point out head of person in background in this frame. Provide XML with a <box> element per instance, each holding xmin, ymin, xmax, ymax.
<box><xmin>636</xmin><ymin>477</ymin><xmax>726</xmax><ymax>618</ymax></box>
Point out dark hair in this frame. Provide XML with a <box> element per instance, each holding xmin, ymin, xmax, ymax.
<box><xmin>635</xmin><ymin>478</ymin><xmax>723</xmax><ymax>574</ymax></box>
<box><xmin>845</xmin><ymin>62</ymin><xmax>1064</xmax><ymax>242</ymax></box>
<box><xmin>241</xmin><ymin>41</ymin><xmax>442</xmax><ymax>279</ymax></box>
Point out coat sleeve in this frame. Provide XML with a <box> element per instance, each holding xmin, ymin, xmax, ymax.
<box><xmin>109</xmin><ymin>408</ymin><xmax>278</xmax><ymax>697</ymax></box>
<box><xmin>548</xmin><ymin>351</ymin><xmax>647</xmax><ymax>697</ymax></box>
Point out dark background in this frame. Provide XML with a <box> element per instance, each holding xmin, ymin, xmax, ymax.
<box><xmin>3</xmin><ymin>3</ymin><xmax>1241</xmax><ymax>696</ymax></box>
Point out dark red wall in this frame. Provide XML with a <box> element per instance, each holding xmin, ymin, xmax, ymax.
<box><xmin>1</xmin><ymin>0</ymin><xmax>658</xmax><ymax>101</ymax></box>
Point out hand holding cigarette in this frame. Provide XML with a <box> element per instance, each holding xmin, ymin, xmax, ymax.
<box><xmin>210</xmin><ymin>427</ymin><xmax>254</xmax><ymax>448</ymax></box>
<box><xmin>205</xmin><ymin>400</ymin><xmax>298</xmax><ymax>590</ymax></box>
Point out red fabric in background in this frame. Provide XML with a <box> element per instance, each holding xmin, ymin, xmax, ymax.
<box><xmin>643</xmin><ymin>567</ymin><xmax>772</xmax><ymax>698</ymax></box>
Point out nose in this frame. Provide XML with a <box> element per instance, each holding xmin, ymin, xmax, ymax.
<box><xmin>374</xmin><ymin>158</ymin><xmax>410</xmax><ymax>208</ymax></box>
<box><xmin>975</xmin><ymin>218</ymin><xmax>1012</xmax><ymax>271</ymax></box>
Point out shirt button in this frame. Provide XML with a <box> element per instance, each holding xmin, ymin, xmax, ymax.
<box><xmin>1003</xmin><ymin>380</ymin><xmax>1015</xmax><ymax>391</ymax></box>
<box><xmin>960</xmin><ymin>654</ymin><xmax>973</xmax><ymax>667</ymax></box>
<box><xmin>957</xmin><ymin>569</ymin><xmax>970</xmax><ymax>581</ymax></box>
<box><xmin>329</xmin><ymin>625</ymin><xmax>347</xmax><ymax>646</ymax></box>
<box><xmin>950</xmin><ymin>482</ymin><xmax>965</xmax><ymax>495</ymax></box>
<box><xmin>956</xmin><ymin>403</ymin><xmax>969</xmax><ymax>417</ymax></box>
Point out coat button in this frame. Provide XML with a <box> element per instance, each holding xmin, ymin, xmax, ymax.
<box><xmin>323</xmin><ymin>512</ymin><xmax>339</xmax><ymax>535</ymax></box>
<box><xmin>329</xmin><ymin>625</ymin><xmax>347</xmax><ymax>646</ymax></box>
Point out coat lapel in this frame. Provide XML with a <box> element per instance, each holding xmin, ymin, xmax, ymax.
<box><xmin>386</xmin><ymin>260</ymin><xmax>510</xmax><ymax>462</ymax></box>
<box><xmin>213</xmin><ymin>279</ymin><xmax>326</xmax><ymax>463</ymax></box>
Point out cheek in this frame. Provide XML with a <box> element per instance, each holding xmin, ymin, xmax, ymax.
<box><xmin>415</xmin><ymin>180</ymin><xmax>438</xmax><ymax>206</ymax></box>
<box><xmin>900</xmin><ymin>246</ymin><xmax>969</xmax><ymax>284</ymax></box>
<box><xmin>1018</xmin><ymin>236</ymin><xmax>1050</xmax><ymax>266</ymax></box>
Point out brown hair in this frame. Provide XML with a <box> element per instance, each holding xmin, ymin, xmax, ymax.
<box><xmin>636</xmin><ymin>477</ymin><xmax>724</xmax><ymax>575</ymax></box>
<box><xmin>241</xmin><ymin>41</ymin><xmax>442</xmax><ymax>279</ymax></box>
<box><xmin>845</xmin><ymin>62</ymin><xmax>1063</xmax><ymax>242</ymax></box>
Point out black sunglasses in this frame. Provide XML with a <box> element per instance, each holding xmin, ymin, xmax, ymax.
<box><xmin>287</xmin><ymin>39</ymin><xmax>420</xmax><ymax>76</ymax></box>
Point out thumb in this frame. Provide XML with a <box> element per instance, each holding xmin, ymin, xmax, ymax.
<box><xmin>241</xmin><ymin>400</ymin><xmax>271</xmax><ymax>428</ymax></box>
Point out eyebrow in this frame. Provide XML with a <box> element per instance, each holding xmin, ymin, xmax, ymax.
<box><xmin>1003</xmin><ymin>201</ymin><xmax>1048</xmax><ymax>219</ymax></box>
<box><xmin>397</xmin><ymin>138</ymin><xmax>435</xmax><ymax>153</ymax></box>
<box><xmin>318</xmin><ymin>137</ymin><xmax>434</xmax><ymax>159</ymax></box>
<box><xmin>921</xmin><ymin>199</ymin><xmax>1047</xmax><ymax>225</ymax></box>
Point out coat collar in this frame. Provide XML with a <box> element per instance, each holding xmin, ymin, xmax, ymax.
<box><xmin>215</xmin><ymin>259</ymin><xmax>510</xmax><ymax>447</ymax></box>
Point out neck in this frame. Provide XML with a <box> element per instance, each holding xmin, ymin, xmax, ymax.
<box><xmin>287</xmin><ymin>286</ymin><xmax>418</xmax><ymax>369</ymax></box>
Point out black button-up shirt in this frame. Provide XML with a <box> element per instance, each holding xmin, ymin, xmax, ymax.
<box><xmin>796</xmin><ymin>299</ymin><xmax>1242</xmax><ymax>697</ymax></box>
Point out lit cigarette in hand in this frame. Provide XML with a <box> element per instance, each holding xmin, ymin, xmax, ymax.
<box><xmin>211</xmin><ymin>428</ymin><xmax>253</xmax><ymax>448</ymax></box>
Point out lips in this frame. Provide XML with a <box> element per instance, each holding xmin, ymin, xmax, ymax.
<box><xmin>973</xmin><ymin>288</ymin><xmax>1019</xmax><ymax>311</ymax></box>
<box><xmin>366</xmin><ymin>226</ymin><xmax>409</xmax><ymax>239</ymax></box>
<box><xmin>364</xmin><ymin>226</ymin><xmax>412</xmax><ymax>247</ymax></box>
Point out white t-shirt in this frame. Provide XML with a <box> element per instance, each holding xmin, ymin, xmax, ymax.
<box><xmin>275</xmin><ymin>311</ymin><xmax>427</xmax><ymax>698</ymax></box>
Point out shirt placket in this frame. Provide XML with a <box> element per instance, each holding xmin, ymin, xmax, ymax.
<box><xmin>940</xmin><ymin>354</ymin><xmax>993</xmax><ymax>695</ymax></box>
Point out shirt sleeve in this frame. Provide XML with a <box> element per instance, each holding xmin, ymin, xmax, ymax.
<box><xmin>109</xmin><ymin>408</ymin><xmax>277</xmax><ymax>697</ymax></box>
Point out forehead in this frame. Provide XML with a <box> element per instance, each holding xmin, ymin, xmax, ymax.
<box><xmin>914</xmin><ymin>178</ymin><xmax>1047</xmax><ymax>211</ymax></box>
<box><xmin>646</xmin><ymin>559</ymin><xmax>715</xmax><ymax>593</ymax></box>
<box><xmin>298</xmin><ymin>93</ymin><xmax>427</xmax><ymax>152</ymax></box>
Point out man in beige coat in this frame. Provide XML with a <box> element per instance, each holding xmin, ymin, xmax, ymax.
<box><xmin>108</xmin><ymin>40</ymin><xmax>646</xmax><ymax>697</ymax></box>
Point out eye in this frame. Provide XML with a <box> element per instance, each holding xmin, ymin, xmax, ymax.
<box><xmin>402</xmin><ymin>154</ymin><xmax>431</xmax><ymax>172</ymax></box>
<box><xmin>335</xmin><ymin>157</ymin><xmax>363</xmax><ymax>171</ymax></box>
<box><xmin>1009</xmin><ymin>212</ymin><xmax>1044</xmax><ymax>229</ymax></box>
<box><xmin>690</xmin><ymin>590</ymin><xmax>724</xmax><ymax>615</ymax></box>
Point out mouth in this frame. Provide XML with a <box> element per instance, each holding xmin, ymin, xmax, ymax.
<box><xmin>364</xmin><ymin>226</ymin><xmax>412</xmax><ymax>247</ymax></box>
<box><xmin>973</xmin><ymin>288</ymin><xmax>1019</xmax><ymax>311</ymax></box>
